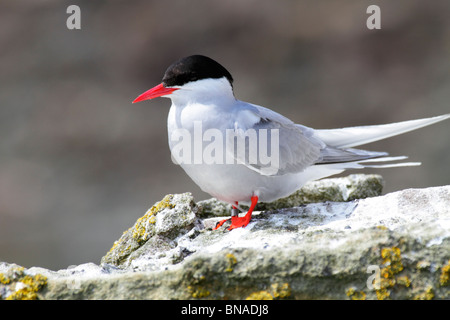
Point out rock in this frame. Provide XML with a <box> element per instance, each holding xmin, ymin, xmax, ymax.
<box><xmin>1</xmin><ymin>175</ymin><xmax>449</xmax><ymax>300</ymax></box>
<box><xmin>101</xmin><ymin>193</ymin><xmax>201</xmax><ymax>269</ymax></box>
<box><xmin>254</xmin><ymin>173</ymin><xmax>384</xmax><ymax>211</ymax></box>
<box><xmin>0</xmin><ymin>264</ymin><xmax>48</xmax><ymax>300</ymax></box>
<box><xmin>197</xmin><ymin>174</ymin><xmax>384</xmax><ymax>216</ymax></box>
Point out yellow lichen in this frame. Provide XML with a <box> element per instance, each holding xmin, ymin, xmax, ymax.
<box><xmin>246</xmin><ymin>291</ymin><xmax>273</xmax><ymax>300</ymax></box>
<box><xmin>380</xmin><ymin>269</ymin><xmax>396</xmax><ymax>284</ymax></box>
<box><xmin>0</xmin><ymin>273</ymin><xmax>11</xmax><ymax>285</ymax></box>
<box><xmin>375</xmin><ymin>288</ymin><xmax>390</xmax><ymax>300</ymax></box>
<box><xmin>439</xmin><ymin>260</ymin><xmax>450</xmax><ymax>286</ymax></box>
<box><xmin>246</xmin><ymin>283</ymin><xmax>291</xmax><ymax>300</ymax></box>
<box><xmin>5</xmin><ymin>273</ymin><xmax>48</xmax><ymax>300</ymax></box>
<box><xmin>346</xmin><ymin>288</ymin><xmax>366</xmax><ymax>300</ymax></box>
<box><xmin>132</xmin><ymin>194</ymin><xmax>174</xmax><ymax>243</ymax></box>
<box><xmin>375</xmin><ymin>246</ymin><xmax>404</xmax><ymax>300</ymax></box>
<box><xmin>413</xmin><ymin>286</ymin><xmax>434</xmax><ymax>300</ymax></box>
<box><xmin>225</xmin><ymin>253</ymin><xmax>237</xmax><ymax>272</ymax></box>
<box><xmin>187</xmin><ymin>285</ymin><xmax>210</xmax><ymax>298</ymax></box>
<box><xmin>396</xmin><ymin>276</ymin><xmax>411</xmax><ymax>288</ymax></box>
<box><xmin>381</xmin><ymin>247</ymin><xmax>403</xmax><ymax>274</ymax></box>
<box><xmin>105</xmin><ymin>229</ymin><xmax>129</xmax><ymax>256</ymax></box>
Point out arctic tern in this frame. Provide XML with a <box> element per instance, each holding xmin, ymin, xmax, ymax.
<box><xmin>133</xmin><ymin>55</ymin><xmax>449</xmax><ymax>230</ymax></box>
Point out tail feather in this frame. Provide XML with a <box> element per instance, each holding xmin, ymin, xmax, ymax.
<box><xmin>357</xmin><ymin>156</ymin><xmax>421</xmax><ymax>168</ymax></box>
<box><xmin>314</xmin><ymin>114</ymin><xmax>450</xmax><ymax>148</ymax></box>
<box><xmin>322</xmin><ymin>155</ymin><xmax>421</xmax><ymax>172</ymax></box>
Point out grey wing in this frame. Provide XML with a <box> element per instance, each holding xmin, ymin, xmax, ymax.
<box><xmin>229</xmin><ymin>102</ymin><xmax>389</xmax><ymax>176</ymax></box>
<box><xmin>255</xmin><ymin>120</ymin><xmax>324</xmax><ymax>175</ymax></box>
<box><xmin>227</xmin><ymin>103</ymin><xmax>324</xmax><ymax>176</ymax></box>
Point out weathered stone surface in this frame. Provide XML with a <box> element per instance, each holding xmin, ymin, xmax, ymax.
<box><xmin>1</xmin><ymin>175</ymin><xmax>449</xmax><ymax>300</ymax></box>
<box><xmin>197</xmin><ymin>174</ymin><xmax>384</xmax><ymax>216</ymax></box>
<box><xmin>100</xmin><ymin>193</ymin><xmax>200</xmax><ymax>269</ymax></box>
<box><xmin>253</xmin><ymin>173</ymin><xmax>384</xmax><ymax>211</ymax></box>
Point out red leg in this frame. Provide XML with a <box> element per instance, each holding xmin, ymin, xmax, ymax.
<box><xmin>228</xmin><ymin>195</ymin><xmax>258</xmax><ymax>230</ymax></box>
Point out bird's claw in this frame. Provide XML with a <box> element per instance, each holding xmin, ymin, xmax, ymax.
<box><xmin>213</xmin><ymin>218</ymin><xmax>231</xmax><ymax>230</ymax></box>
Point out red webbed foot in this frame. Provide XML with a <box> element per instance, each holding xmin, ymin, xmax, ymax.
<box><xmin>213</xmin><ymin>196</ymin><xmax>259</xmax><ymax>231</ymax></box>
<box><xmin>213</xmin><ymin>217</ymin><xmax>230</xmax><ymax>230</ymax></box>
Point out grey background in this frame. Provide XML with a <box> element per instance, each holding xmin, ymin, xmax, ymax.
<box><xmin>0</xmin><ymin>0</ymin><xmax>449</xmax><ymax>270</ymax></box>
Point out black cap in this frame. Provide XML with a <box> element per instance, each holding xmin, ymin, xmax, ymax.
<box><xmin>162</xmin><ymin>55</ymin><xmax>233</xmax><ymax>88</ymax></box>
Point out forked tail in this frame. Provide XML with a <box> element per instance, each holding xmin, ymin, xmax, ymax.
<box><xmin>314</xmin><ymin>114</ymin><xmax>450</xmax><ymax>149</ymax></box>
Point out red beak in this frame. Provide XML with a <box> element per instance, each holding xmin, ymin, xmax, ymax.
<box><xmin>132</xmin><ymin>83</ymin><xmax>178</xmax><ymax>103</ymax></box>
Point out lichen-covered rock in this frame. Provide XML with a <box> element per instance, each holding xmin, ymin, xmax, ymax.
<box><xmin>103</xmin><ymin>175</ymin><xmax>382</xmax><ymax>269</ymax></box>
<box><xmin>101</xmin><ymin>193</ymin><xmax>200</xmax><ymax>269</ymax></box>
<box><xmin>274</xmin><ymin>173</ymin><xmax>384</xmax><ymax>206</ymax></box>
<box><xmin>197</xmin><ymin>197</ymin><xmax>233</xmax><ymax>218</ymax></box>
<box><xmin>198</xmin><ymin>174</ymin><xmax>384</xmax><ymax>216</ymax></box>
<box><xmin>0</xmin><ymin>263</ymin><xmax>48</xmax><ymax>300</ymax></box>
<box><xmin>1</xmin><ymin>175</ymin><xmax>449</xmax><ymax>300</ymax></box>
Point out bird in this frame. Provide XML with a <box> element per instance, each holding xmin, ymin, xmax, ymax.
<box><xmin>133</xmin><ymin>54</ymin><xmax>450</xmax><ymax>231</ymax></box>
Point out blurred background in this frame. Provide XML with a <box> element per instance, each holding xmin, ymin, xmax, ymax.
<box><xmin>0</xmin><ymin>0</ymin><xmax>449</xmax><ymax>270</ymax></box>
